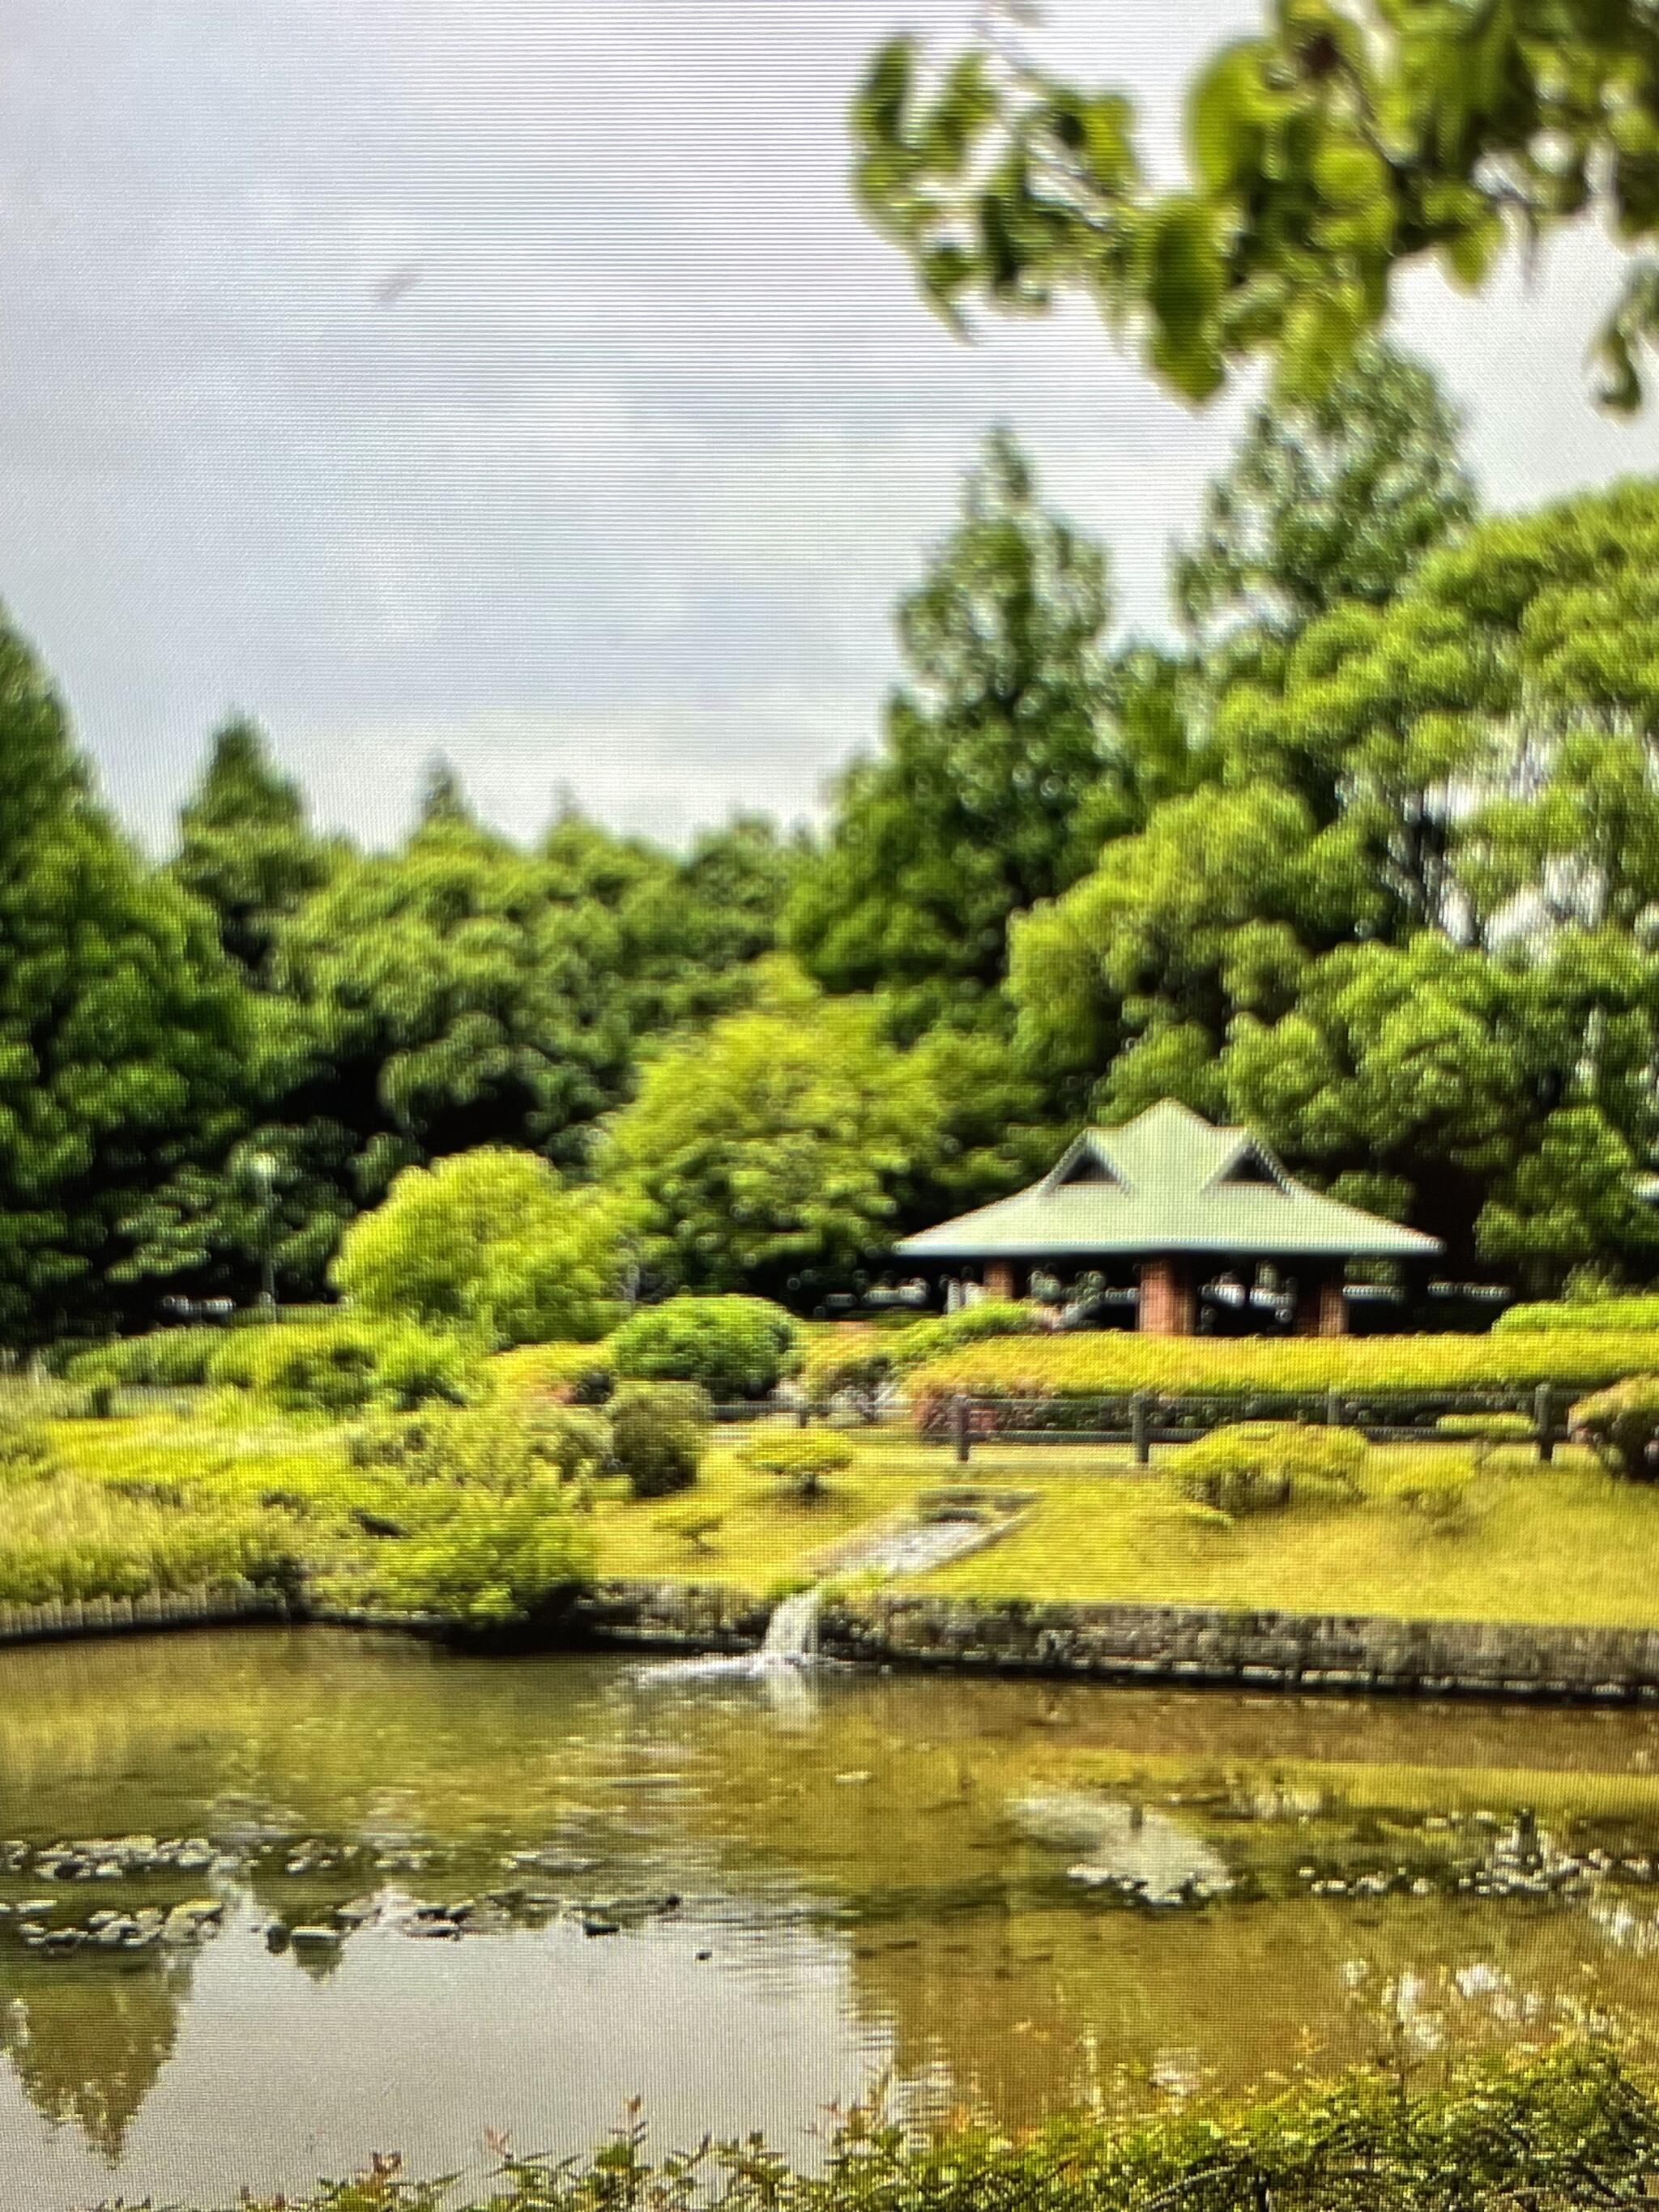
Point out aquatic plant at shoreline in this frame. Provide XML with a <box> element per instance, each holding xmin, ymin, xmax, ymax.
<box><xmin>134</xmin><ymin>2043</ymin><xmax>1659</xmax><ymax>2211</ymax></box>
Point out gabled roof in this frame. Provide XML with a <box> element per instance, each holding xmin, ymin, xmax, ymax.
<box><xmin>894</xmin><ymin>1100</ymin><xmax>1441</xmax><ymax>1262</ymax></box>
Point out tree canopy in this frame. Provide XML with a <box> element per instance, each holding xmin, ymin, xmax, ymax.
<box><xmin>0</xmin><ymin>616</ymin><xmax>250</xmax><ymax>1345</ymax></box>
<box><xmin>787</xmin><ymin>428</ymin><xmax>1181</xmax><ymax>1041</ymax></box>
<box><xmin>853</xmin><ymin>2</ymin><xmax>1659</xmax><ymax>409</ymax></box>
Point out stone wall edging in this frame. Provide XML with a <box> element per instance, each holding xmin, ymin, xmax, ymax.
<box><xmin>567</xmin><ymin>1578</ymin><xmax>1659</xmax><ymax>1703</ymax></box>
<box><xmin>4</xmin><ymin>1576</ymin><xmax>1659</xmax><ymax>1704</ymax></box>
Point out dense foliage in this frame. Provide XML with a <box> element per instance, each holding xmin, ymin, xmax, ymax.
<box><xmin>1570</xmin><ymin>1377</ymin><xmax>1659</xmax><ymax>1481</ymax></box>
<box><xmin>606</xmin><ymin>1380</ymin><xmax>711</xmax><ymax>1498</ymax></box>
<box><xmin>851</xmin><ymin>2</ymin><xmax>1659</xmax><ymax>410</ymax></box>
<box><xmin>205</xmin><ymin>1318</ymin><xmax>478</xmax><ymax>1421</ymax></box>
<box><xmin>332</xmin><ymin>1148</ymin><xmax>629</xmax><ymax>1348</ymax></box>
<box><xmin>1166</xmin><ymin>1422</ymin><xmax>1367</xmax><ymax>1515</ymax></box>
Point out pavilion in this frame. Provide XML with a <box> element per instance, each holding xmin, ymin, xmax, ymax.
<box><xmin>892</xmin><ymin>1100</ymin><xmax>1441</xmax><ymax>1336</ymax></box>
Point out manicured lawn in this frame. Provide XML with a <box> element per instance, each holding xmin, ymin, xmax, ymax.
<box><xmin>900</xmin><ymin>1438</ymin><xmax>1659</xmax><ymax>1628</ymax></box>
<box><xmin>583</xmin><ymin>1435</ymin><xmax>940</xmax><ymax>1586</ymax></box>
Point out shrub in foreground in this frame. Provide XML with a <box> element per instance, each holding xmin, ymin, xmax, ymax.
<box><xmin>1571</xmin><ymin>1376</ymin><xmax>1659</xmax><ymax>1481</ymax></box>
<box><xmin>149</xmin><ymin>2043</ymin><xmax>1659</xmax><ymax>2212</ymax></box>
<box><xmin>608</xmin><ymin>1381</ymin><xmax>711</xmax><ymax>1498</ymax></box>
<box><xmin>611</xmin><ymin>1295</ymin><xmax>800</xmax><ymax>1399</ymax></box>
<box><xmin>0</xmin><ymin>1406</ymin><xmax>57</xmax><ymax>1485</ymax></box>
<box><xmin>354</xmin><ymin>1484</ymin><xmax>595</xmax><ymax>1627</ymax></box>
<box><xmin>1166</xmin><ymin>1423</ymin><xmax>1367</xmax><ymax>1515</ymax></box>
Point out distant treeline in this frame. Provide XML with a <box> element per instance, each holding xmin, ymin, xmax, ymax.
<box><xmin>6</xmin><ymin>339</ymin><xmax>1659</xmax><ymax>1345</ymax></box>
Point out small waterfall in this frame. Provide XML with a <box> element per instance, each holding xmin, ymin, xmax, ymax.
<box><xmin>759</xmin><ymin>1588</ymin><xmax>821</xmax><ymax>1662</ymax></box>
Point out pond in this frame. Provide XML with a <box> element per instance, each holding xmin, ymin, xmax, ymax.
<box><xmin>5</xmin><ymin>1629</ymin><xmax>1659</xmax><ymax>2208</ymax></box>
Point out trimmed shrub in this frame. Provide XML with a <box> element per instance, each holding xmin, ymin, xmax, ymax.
<box><xmin>611</xmin><ymin>1296</ymin><xmax>800</xmax><ymax>1400</ymax></box>
<box><xmin>654</xmin><ymin>1505</ymin><xmax>726</xmax><ymax>1554</ymax></box>
<box><xmin>207</xmin><ymin>1319</ymin><xmax>478</xmax><ymax>1420</ymax></box>
<box><xmin>64</xmin><ymin>1327</ymin><xmax>224</xmax><ymax>1392</ymax></box>
<box><xmin>1382</xmin><ymin>1459</ymin><xmax>1475</xmax><ymax>1525</ymax></box>
<box><xmin>887</xmin><ymin>1302</ymin><xmax>1040</xmax><ymax>1372</ymax></box>
<box><xmin>608</xmin><ymin>1381</ymin><xmax>711</xmax><ymax>1498</ymax></box>
<box><xmin>801</xmin><ymin>1336</ymin><xmax>893</xmax><ymax>1421</ymax></box>
<box><xmin>1166</xmin><ymin>1423</ymin><xmax>1367</xmax><ymax>1516</ymax></box>
<box><xmin>488</xmin><ymin>1340</ymin><xmax>616</xmax><ymax>1405</ymax></box>
<box><xmin>1499</xmin><ymin>1295</ymin><xmax>1659</xmax><ymax>1333</ymax></box>
<box><xmin>1571</xmin><ymin>1377</ymin><xmax>1659</xmax><ymax>1481</ymax></box>
<box><xmin>743</xmin><ymin>1428</ymin><xmax>855</xmax><ymax>1501</ymax></box>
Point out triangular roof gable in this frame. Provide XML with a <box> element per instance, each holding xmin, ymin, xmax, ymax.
<box><xmin>1040</xmin><ymin>1131</ymin><xmax>1128</xmax><ymax>1193</ymax></box>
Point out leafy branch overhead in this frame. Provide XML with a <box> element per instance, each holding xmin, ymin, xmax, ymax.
<box><xmin>854</xmin><ymin>0</ymin><xmax>1659</xmax><ymax>407</ymax></box>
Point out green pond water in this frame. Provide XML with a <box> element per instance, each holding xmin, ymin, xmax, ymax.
<box><xmin>4</xmin><ymin>1630</ymin><xmax>1659</xmax><ymax>2207</ymax></box>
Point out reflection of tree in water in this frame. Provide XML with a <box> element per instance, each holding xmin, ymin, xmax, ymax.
<box><xmin>0</xmin><ymin>1954</ymin><xmax>192</xmax><ymax>2161</ymax></box>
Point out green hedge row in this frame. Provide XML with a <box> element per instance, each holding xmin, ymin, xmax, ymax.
<box><xmin>906</xmin><ymin>1328</ymin><xmax>1659</xmax><ymax>1401</ymax></box>
<box><xmin>1499</xmin><ymin>1294</ymin><xmax>1659</xmax><ymax>1333</ymax></box>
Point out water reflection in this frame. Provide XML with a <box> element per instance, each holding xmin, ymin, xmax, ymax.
<box><xmin>2</xmin><ymin>1630</ymin><xmax>1659</xmax><ymax>2206</ymax></box>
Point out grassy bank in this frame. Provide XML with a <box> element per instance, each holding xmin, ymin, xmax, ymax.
<box><xmin>87</xmin><ymin>2044</ymin><xmax>1659</xmax><ymax>2212</ymax></box>
<box><xmin>8</xmin><ymin>1413</ymin><xmax>1659</xmax><ymax>1636</ymax></box>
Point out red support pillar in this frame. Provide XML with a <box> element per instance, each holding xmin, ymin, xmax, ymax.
<box><xmin>1293</xmin><ymin>1270</ymin><xmax>1348</xmax><ymax>1336</ymax></box>
<box><xmin>983</xmin><ymin>1260</ymin><xmax>1018</xmax><ymax>1302</ymax></box>
<box><xmin>1138</xmin><ymin>1255</ymin><xmax>1196</xmax><ymax>1335</ymax></box>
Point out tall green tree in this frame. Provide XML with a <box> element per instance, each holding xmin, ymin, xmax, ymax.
<box><xmin>0</xmin><ymin>615</ymin><xmax>250</xmax><ymax>1344</ymax></box>
<box><xmin>1014</xmin><ymin>477</ymin><xmax>1659</xmax><ymax>1284</ymax></box>
<box><xmin>1175</xmin><ymin>339</ymin><xmax>1475</xmax><ymax>651</ymax></box>
<box><xmin>787</xmin><ymin>428</ymin><xmax>1165</xmax><ymax>1041</ymax></box>
<box><xmin>273</xmin><ymin>782</ymin><xmax>635</xmax><ymax>1191</ymax></box>
<box><xmin>171</xmin><ymin>718</ymin><xmax>335</xmax><ymax>984</ymax></box>
<box><xmin>851</xmin><ymin>2</ymin><xmax>1659</xmax><ymax>409</ymax></box>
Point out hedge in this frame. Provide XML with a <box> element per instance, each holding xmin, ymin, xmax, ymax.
<box><xmin>1499</xmin><ymin>1294</ymin><xmax>1659</xmax><ymax>1332</ymax></box>
<box><xmin>488</xmin><ymin>1340</ymin><xmax>616</xmax><ymax>1404</ymax></box>
<box><xmin>906</xmin><ymin>1328</ymin><xmax>1659</xmax><ymax>1403</ymax></box>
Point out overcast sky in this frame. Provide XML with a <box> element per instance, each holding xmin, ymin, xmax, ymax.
<box><xmin>7</xmin><ymin>1</ymin><xmax>1659</xmax><ymax>853</ymax></box>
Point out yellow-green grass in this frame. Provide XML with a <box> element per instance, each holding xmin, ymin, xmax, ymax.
<box><xmin>583</xmin><ymin>1438</ymin><xmax>942</xmax><ymax>1586</ymax></box>
<box><xmin>902</xmin><ymin>1438</ymin><xmax>1659</xmax><ymax>1627</ymax></box>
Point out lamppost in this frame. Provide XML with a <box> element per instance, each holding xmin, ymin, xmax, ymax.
<box><xmin>247</xmin><ymin>1150</ymin><xmax>278</xmax><ymax>1316</ymax></box>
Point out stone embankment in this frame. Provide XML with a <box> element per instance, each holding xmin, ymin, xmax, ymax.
<box><xmin>569</xmin><ymin>1578</ymin><xmax>1659</xmax><ymax>1704</ymax></box>
<box><xmin>8</xmin><ymin>1575</ymin><xmax>1659</xmax><ymax>1703</ymax></box>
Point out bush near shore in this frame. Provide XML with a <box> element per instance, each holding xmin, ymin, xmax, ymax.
<box><xmin>138</xmin><ymin>2044</ymin><xmax>1659</xmax><ymax>2212</ymax></box>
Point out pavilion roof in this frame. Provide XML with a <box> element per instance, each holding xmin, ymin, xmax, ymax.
<box><xmin>893</xmin><ymin>1100</ymin><xmax>1442</xmax><ymax>1264</ymax></box>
